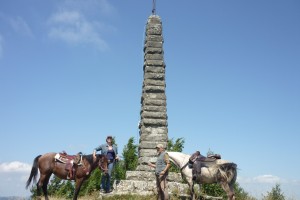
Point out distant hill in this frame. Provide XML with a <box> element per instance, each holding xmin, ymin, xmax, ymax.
<box><xmin>0</xmin><ymin>197</ymin><xmax>29</xmax><ymax>200</ymax></box>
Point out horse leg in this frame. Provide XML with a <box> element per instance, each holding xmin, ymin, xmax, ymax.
<box><xmin>220</xmin><ymin>181</ymin><xmax>234</xmax><ymax>200</ymax></box>
<box><xmin>37</xmin><ymin>174</ymin><xmax>47</xmax><ymax>200</ymax></box>
<box><xmin>73</xmin><ymin>178</ymin><xmax>84</xmax><ymax>200</ymax></box>
<box><xmin>228</xmin><ymin>182</ymin><xmax>236</xmax><ymax>200</ymax></box>
<box><xmin>42</xmin><ymin>174</ymin><xmax>52</xmax><ymax>200</ymax></box>
<box><xmin>189</xmin><ymin>179</ymin><xmax>199</xmax><ymax>200</ymax></box>
<box><xmin>36</xmin><ymin>182</ymin><xmax>42</xmax><ymax>200</ymax></box>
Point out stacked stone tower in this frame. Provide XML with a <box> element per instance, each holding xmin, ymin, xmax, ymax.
<box><xmin>137</xmin><ymin>14</ymin><xmax>168</xmax><ymax>171</ymax></box>
<box><xmin>112</xmin><ymin>14</ymin><xmax>188</xmax><ymax>196</ymax></box>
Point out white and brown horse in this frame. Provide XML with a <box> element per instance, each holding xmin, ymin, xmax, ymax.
<box><xmin>167</xmin><ymin>151</ymin><xmax>237</xmax><ymax>200</ymax></box>
<box><xmin>26</xmin><ymin>152</ymin><xmax>108</xmax><ymax>200</ymax></box>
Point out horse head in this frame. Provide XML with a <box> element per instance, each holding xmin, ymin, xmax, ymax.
<box><xmin>95</xmin><ymin>154</ymin><xmax>108</xmax><ymax>172</ymax></box>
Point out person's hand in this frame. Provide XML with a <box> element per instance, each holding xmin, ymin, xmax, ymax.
<box><xmin>159</xmin><ymin>170</ymin><xmax>165</xmax><ymax>176</ymax></box>
<box><xmin>115</xmin><ymin>155</ymin><xmax>119</xmax><ymax>161</ymax></box>
<box><xmin>148</xmin><ymin>162</ymin><xmax>154</xmax><ymax>168</ymax></box>
<box><xmin>93</xmin><ymin>151</ymin><xmax>96</xmax><ymax>161</ymax></box>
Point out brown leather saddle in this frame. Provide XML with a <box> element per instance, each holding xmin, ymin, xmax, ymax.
<box><xmin>54</xmin><ymin>151</ymin><xmax>82</xmax><ymax>180</ymax></box>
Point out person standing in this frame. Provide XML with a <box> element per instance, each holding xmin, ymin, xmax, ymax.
<box><xmin>93</xmin><ymin>135</ymin><xmax>119</xmax><ymax>193</ymax></box>
<box><xmin>148</xmin><ymin>144</ymin><xmax>171</xmax><ymax>200</ymax></box>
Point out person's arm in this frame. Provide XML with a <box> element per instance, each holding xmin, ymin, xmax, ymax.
<box><xmin>160</xmin><ymin>162</ymin><xmax>171</xmax><ymax>175</ymax></box>
<box><xmin>93</xmin><ymin>145</ymin><xmax>103</xmax><ymax>157</ymax></box>
<box><xmin>148</xmin><ymin>162</ymin><xmax>156</xmax><ymax>168</ymax></box>
<box><xmin>114</xmin><ymin>145</ymin><xmax>119</xmax><ymax>160</ymax></box>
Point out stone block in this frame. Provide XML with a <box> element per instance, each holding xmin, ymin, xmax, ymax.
<box><xmin>138</xmin><ymin>149</ymin><xmax>157</xmax><ymax>157</ymax></box>
<box><xmin>143</xmin><ymin>85</ymin><xmax>165</xmax><ymax>93</ymax></box>
<box><xmin>136</xmin><ymin>164</ymin><xmax>154</xmax><ymax>171</ymax></box>
<box><xmin>144</xmin><ymin>66</ymin><xmax>165</xmax><ymax>73</ymax></box>
<box><xmin>145</xmin><ymin>41</ymin><xmax>163</xmax><ymax>48</ymax></box>
<box><xmin>143</xmin><ymin>99</ymin><xmax>166</xmax><ymax>106</ymax></box>
<box><xmin>113</xmin><ymin>179</ymin><xmax>190</xmax><ymax>196</ymax></box>
<box><xmin>144</xmin><ymin>47</ymin><xmax>163</xmax><ymax>54</ymax></box>
<box><xmin>147</xmin><ymin>24</ymin><xmax>162</xmax><ymax>35</ymax></box>
<box><xmin>143</xmin><ymin>79</ymin><xmax>165</xmax><ymax>86</ymax></box>
<box><xmin>140</xmin><ymin>134</ymin><xmax>167</xmax><ymax>143</ymax></box>
<box><xmin>139</xmin><ymin>126</ymin><xmax>168</xmax><ymax>135</ymax></box>
<box><xmin>138</xmin><ymin>156</ymin><xmax>157</xmax><ymax>165</ymax></box>
<box><xmin>144</xmin><ymin>72</ymin><xmax>165</xmax><ymax>80</ymax></box>
<box><xmin>139</xmin><ymin>141</ymin><xmax>168</xmax><ymax>149</ymax></box>
<box><xmin>142</xmin><ymin>111</ymin><xmax>167</xmax><ymax>119</ymax></box>
<box><xmin>126</xmin><ymin>171</ymin><xmax>156</xmax><ymax>181</ymax></box>
<box><xmin>142</xmin><ymin>118</ymin><xmax>167</xmax><ymax>126</ymax></box>
<box><xmin>145</xmin><ymin>35</ymin><xmax>163</xmax><ymax>43</ymax></box>
<box><xmin>144</xmin><ymin>60</ymin><xmax>165</xmax><ymax>67</ymax></box>
<box><xmin>148</xmin><ymin>16</ymin><xmax>162</xmax><ymax>24</ymax></box>
<box><xmin>144</xmin><ymin>54</ymin><xmax>163</xmax><ymax>61</ymax></box>
<box><xmin>142</xmin><ymin>93</ymin><xmax>166</xmax><ymax>101</ymax></box>
<box><xmin>141</xmin><ymin>105</ymin><xmax>166</xmax><ymax>112</ymax></box>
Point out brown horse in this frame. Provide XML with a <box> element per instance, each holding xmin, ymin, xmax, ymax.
<box><xmin>26</xmin><ymin>152</ymin><xmax>108</xmax><ymax>200</ymax></box>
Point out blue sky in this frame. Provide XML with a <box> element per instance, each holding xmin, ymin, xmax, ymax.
<box><xmin>0</xmin><ymin>0</ymin><xmax>299</xmax><ymax>198</ymax></box>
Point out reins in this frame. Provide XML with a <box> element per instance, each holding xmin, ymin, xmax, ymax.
<box><xmin>180</xmin><ymin>161</ymin><xmax>189</xmax><ymax>171</ymax></box>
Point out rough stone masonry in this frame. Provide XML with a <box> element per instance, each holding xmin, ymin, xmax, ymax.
<box><xmin>112</xmin><ymin>15</ymin><xmax>188</xmax><ymax>196</ymax></box>
<box><xmin>137</xmin><ymin>14</ymin><xmax>168</xmax><ymax>172</ymax></box>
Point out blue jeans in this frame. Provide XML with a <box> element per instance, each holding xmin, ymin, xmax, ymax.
<box><xmin>101</xmin><ymin>162</ymin><xmax>114</xmax><ymax>192</ymax></box>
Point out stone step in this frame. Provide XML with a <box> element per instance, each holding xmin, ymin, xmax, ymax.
<box><xmin>112</xmin><ymin>180</ymin><xmax>190</xmax><ymax>196</ymax></box>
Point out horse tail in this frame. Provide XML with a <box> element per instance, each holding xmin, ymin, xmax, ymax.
<box><xmin>219</xmin><ymin>163</ymin><xmax>237</xmax><ymax>184</ymax></box>
<box><xmin>229</xmin><ymin>163</ymin><xmax>237</xmax><ymax>185</ymax></box>
<box><xmin>26</xmin><ymin>155</ymin><xmax>42</xmax><ymax>189</ymax></box>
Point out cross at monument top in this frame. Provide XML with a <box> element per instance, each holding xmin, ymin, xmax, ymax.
<box><xmin>152</xmin><ymin>0</ymin><xmax>156</xmax><ymax>15</ymax></box>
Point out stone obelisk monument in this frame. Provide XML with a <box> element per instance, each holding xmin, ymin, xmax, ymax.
<box><xmin>137</xmin><ymin>13</ymin><xmax>168</xmax><ymax>171</ymax></box>
<box><xmin>113</xmin><ymin>8</ymin><xmax>188</xmax><ymax>196</ymax></box>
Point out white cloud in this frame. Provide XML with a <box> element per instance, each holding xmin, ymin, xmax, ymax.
<box><xmin>0</xmin><ymin>161</ymin><xmax>31</xmax><ymax>173</ymax></box>
<box><xmin>238</xmin><ymin>174</ymin><xmax>281</xmax><ymax>184</ymax></box>
<box><xmin>253</xmin><ymin>174</ymin><xmax>281</xmax><ymax>184</ymax></box>
<box><xmin>47</xmin><ymin>0</ymin><xmax>117</xmax><ymax>51</ymax></box>
<box><xmin>237</xmin><ymin>175</ymin><xmax>300</xmax><ymax>199</ymax></box>
<box><xmin>48</xmin><ymin>10</ymin><xmax>108</xmax><ymax>50</ymax></box>
<box><xmin>0</xmin><ymin>161</ymin><xmax>32</xmax><ymax>196</ymax></box>
<box><xmin>9</xmin><ymin>16</ymin><xmax>33</xmax><ymax>38</ymax></box>
<box><xmin>61</xmin><ymin>0</ymin><xmax>116</xmax><ymax>17</ymax></box>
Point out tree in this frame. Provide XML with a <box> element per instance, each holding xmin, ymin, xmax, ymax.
<box><xmin>79</xmin><ymin>168</ymin><xmax>103</xmax><ymax>195</ymax></box>
<box><xmin>48</xmin><ymin>175</ymin><xmax>63</xmax><ymax>195</ymax></box>
<box><xmin>233</xmin><ymin>182</ymin><xmax>256</xmax><ymax>200</ymax></box>
<box><xmin>167</xmin><ymin>137</ymin><xmax>185</xmax><ymax>152</ymax></box>
<box><xmin>123</xmin><ymin>137</ymin><xmax>138</xmax><ymax>171</ymax></box>
<box><xmin>167</xmin><ymin>137</ymin><xmax>185</xmax><ymax>173</ymax></box>
<box><xmin>263</xmin><ymin>184</ymin><xmax>285</xmax><ymax>200</ymax></box>
<box><xmin>110</xmin><ymin>137</ymin><xmax>138</xmax><ymax>188</ymax></box>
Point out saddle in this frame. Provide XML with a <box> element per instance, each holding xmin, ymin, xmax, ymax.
<box><xmin>54</xmin><ymin>151</ymin><xmax>82</xmax><ymax>180</ymax></box>
<box><xmin>190</xmin><ymin>152</ymin><xmax>222</xmax><ymax>168</ymax></box>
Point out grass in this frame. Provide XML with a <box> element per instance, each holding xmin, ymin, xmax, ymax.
<box><xmin>48</xmin><ymin>192</ymin><xmax>188</xmax><ymax>200</ymax></box>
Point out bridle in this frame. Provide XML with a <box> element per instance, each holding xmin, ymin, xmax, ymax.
<box><xmin>180</xmin><ymin>161</ymin><xmax>189</xmax><ymax>171</ymax></box>
<box><xmin>98</xmin><ymin>156</ymin><xmax>108</xmax><ymax>172</ymax></box>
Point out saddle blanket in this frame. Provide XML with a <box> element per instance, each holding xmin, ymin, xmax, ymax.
<box><xmin>54</xmin><ymin>152</ymin><xmax>82</xmax><ymax>165</ymax></box>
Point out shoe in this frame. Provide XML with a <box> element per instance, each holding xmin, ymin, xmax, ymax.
<box><xmin>106</xmin><ymin>189</ymin><xmax>113</xmax><ymax>193</ymax></box>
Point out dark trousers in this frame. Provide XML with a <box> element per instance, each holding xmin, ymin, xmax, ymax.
<box><xmin>101</xmin><ymin>162</ymin><xmax>114</xmax><ymax>192</ymax></box>
<box><xmin>156</xmin><ymin>173</ymin><xmax>169</xmax><ymax>200</ymax></box>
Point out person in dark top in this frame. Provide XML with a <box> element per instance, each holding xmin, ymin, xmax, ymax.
<box><xmin>93</xmin><ymin>135</ymin><xmax>119</xmax><ymax>193</ymax></box>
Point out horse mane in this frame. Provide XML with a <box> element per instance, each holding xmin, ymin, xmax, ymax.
<box><xmin>82</xmin><ymin>154</ymin><xmax>105</xmax><ymax>165</ymax></box>
<box><xmin>167</xmin><ymin>151</ymin><xmax>191</xmax><ymax>168</ymax></box>
<box><xmin>82</xmin><ymin>154</ymin><xmax>94</xmax><ymax>165</ymax></box>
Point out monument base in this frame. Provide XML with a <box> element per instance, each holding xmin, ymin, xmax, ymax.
<box><xmin>111</xmin><ymin>171</ymin><xmax>190</xmax><ymax>197</ymax></box>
